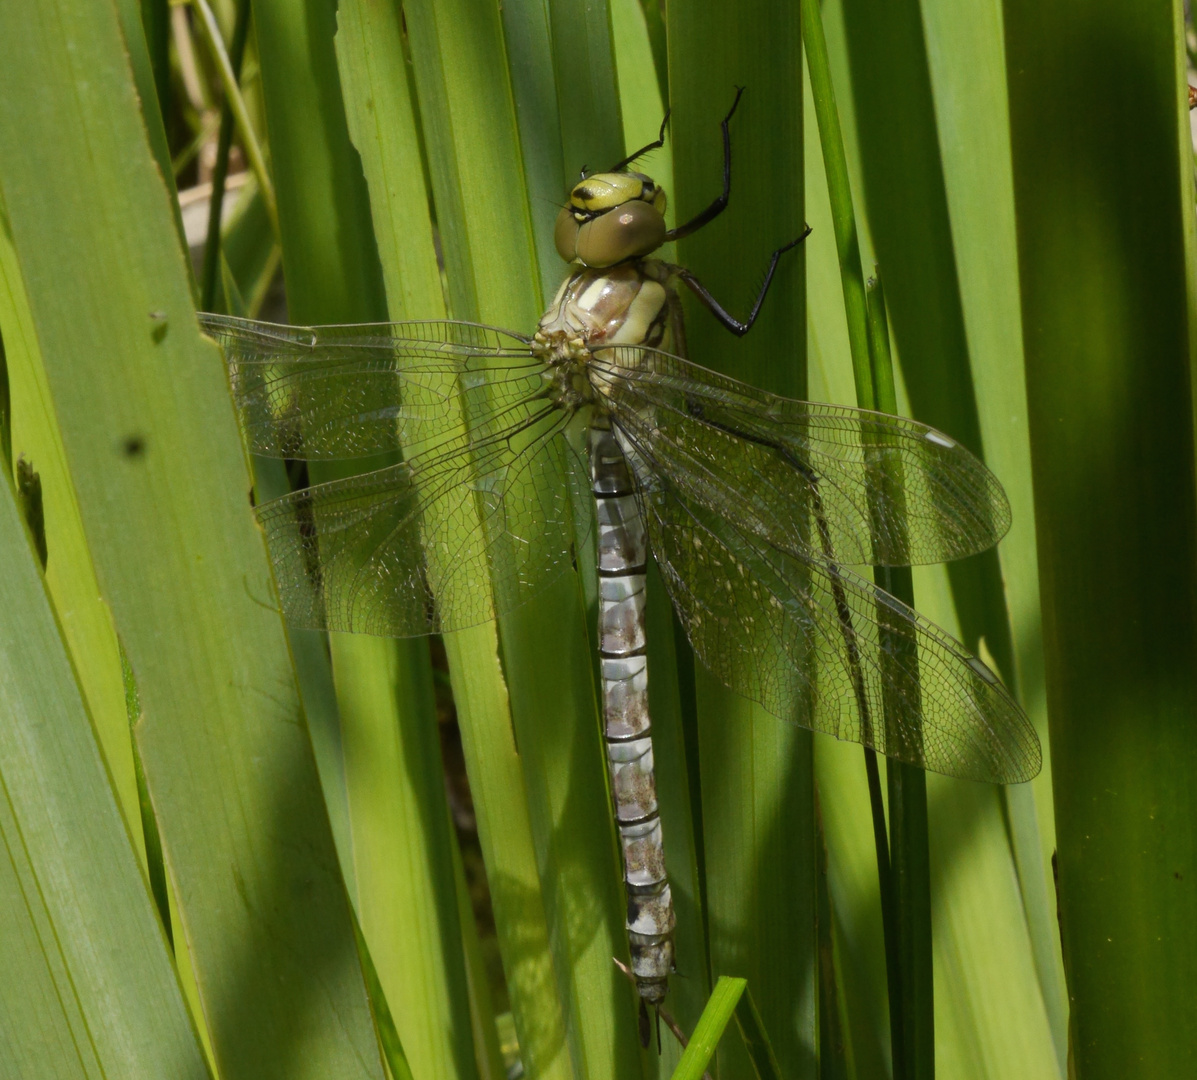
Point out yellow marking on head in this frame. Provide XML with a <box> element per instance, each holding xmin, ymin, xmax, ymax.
<box><xmin>570</xmin><ymin>172</ymin><xmax>648</xmax><ymax>212</ymax></box>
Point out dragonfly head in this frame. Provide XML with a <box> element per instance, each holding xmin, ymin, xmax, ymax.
<box><xmin>555</xmin><ymin>171</ymin><xmax>667</xmax><ymax>268</ymax></box>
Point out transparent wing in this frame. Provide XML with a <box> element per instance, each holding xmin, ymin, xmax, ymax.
<box><xmin>622</xmin><ymin>429</ymin><xmax>1040</xmax><ymax>784</ymax></box>
<box><xmin>254</xmin><ymin>406</ymin><xmax>591</xmax><ymax>636</ymax></box>
<box><xmin>200</xmin><ymin>312</ymin><xmax>541</xmax><ymax>459</ymax></box>
<box><xmin>593</xmin><ymin>345</ymin><xmax>1010</xmax><ymax>567</ymax></box>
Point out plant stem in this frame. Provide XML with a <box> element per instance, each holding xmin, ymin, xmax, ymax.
<box><xmin>189</xmin><ymin>0</ymin><xmax>278</xmax><ymax>234</ymax></box>
<box><xmin>199</xmin><ymin>0</ymin><xmax>252</xmax><ymax>312</ymax></box>
<box><xmin>803</xmin><ymin>2</ymin><xmax>917</xmax><ymax>1074</ymax></box>
<box><xmin>803</xmin><ymin>0</ymin><xmax>935</xmax><ymax>1070</ymax></box>
<box><xmin>867</xmin><ymin>275</ymin><xmax>933</xmax><ymax>1080</ymax></box>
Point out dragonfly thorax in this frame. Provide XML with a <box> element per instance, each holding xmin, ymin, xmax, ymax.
<box><xmin>533</xmin><ymin>260</ymin><xmax>683</xmax><ymax>411</ymax></box>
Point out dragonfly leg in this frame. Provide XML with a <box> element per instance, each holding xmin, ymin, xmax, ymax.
<box><xmin>666</xmin><ymin>86</ymin><xmax>745</xmax><ymax>241</ymax></box>
<box><xmin>673</xmin><ymin>224</ymin><xmax>812</xmax><ymax>337</ymax></box>
<box><xmin>610</xmin><ymin>107</ymin><xmax>672</xmax><ymax>173</ymax></box>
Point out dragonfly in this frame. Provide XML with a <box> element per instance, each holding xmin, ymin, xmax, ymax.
<box><xmin>201</xmin><ymin>90</ymin><xmax>1040</xmax><ymax>1028</ymax></box>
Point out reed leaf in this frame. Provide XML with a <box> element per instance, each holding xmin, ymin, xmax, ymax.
<box><xmin>667</xmin><ymin>5</ymin><xmax>816</xmax><ymax>1079</ymax></box>
<box><xmin>0</xmin><ymin>1</ymin><xmax>385</xmax><ymax>1075</ymax></box>
<box><xmin>251</xmin><ymin>1</ymin><xmax>477</xmax><ymax>1077</ymax></box>
<box><xmin>0</xmin><ymin>442</ymin><xmax>209</xmax><ymax>1078</ymax></box>
<box><xmin>1004</xmin><ymin>1</ymin><xmax>1197</xmax><ymax>1072</ymax></box>
<box><xmin>805</xmin><ymin>2</ymin><xmax>1065</xmax><ymax>1077</ymax></box>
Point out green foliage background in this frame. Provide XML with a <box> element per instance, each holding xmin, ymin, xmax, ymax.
<box><xmin>0</xmin><ymin>0</ymin><xmax>1194</xmax><ymax>1078</ymax></box>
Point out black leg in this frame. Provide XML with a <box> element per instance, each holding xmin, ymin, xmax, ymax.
<box><xmin>674</xmin><ymin>225</ymin><xmax>812</xmax><ymax>336</ymax></box>
<box><xmin>665</xmin><ymin>86</ymin><xmax>745</xmax><ymax>242</ymax></box>
<box><xmin>610</xmin><ymin>108</ymin><xmax>672</xmax><ymax>173</ymax></box>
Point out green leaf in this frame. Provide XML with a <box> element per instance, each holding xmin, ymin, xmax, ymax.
<box><xmin>807</xmin><ymin>1</ymin><xmax>1064</xmax><ymax>1076</ymax></box>
<box><xmin>252</xmin><ymin>1</ymin><xmax>479</xmax><ymax>1077</ymax></box>
<box><xmin>1004</xmin><ymin>1</ymin><xmax>1197</xmax><ymax>1073</ymax></box>
<box><xmin>669</xmin><ymin>977</ymin><xmax>783</xmax><ymax>1080</ymax></box>
<box><xmin>0</xmin><ymin>463</ymin><xmax>209</xmax><ymax>1078</ymax></box>
<box><xmin>402</xmin><ymin>2</ymin><xmax>652</xmax><ymax>1075</ymax></box>
<box><xmin>733</xmin><ymin>983</ymin><xmax>786</xmax><ymax>1080</ymax></box>
<box><xmin>0</xmin><ymin>195</ymin><xmax>139</xmax><ymax>864</ymax></box>
<box><xmin>0</xmin><ymin>1</ymin><xmax>385</xmax><ymax>1076</ymax></box>
<box><xmin>670</xmin><ymin>976</ymin><xmax>747</xmax><ymax>1080</ymax></box>
<box><xmin>666</xmin><ymin>4</ymin><xmax>817</xmax><ymax>1077</ymax></box>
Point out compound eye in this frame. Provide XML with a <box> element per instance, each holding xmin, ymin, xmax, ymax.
<box><xmin>574</xmin><ymin>199</ymin><xmax>666</xmax><ymax>267</ymax></box>
<box><xmin>555</xmin><ymin>206</ymin><xmax>581</xmax><ymax>261</ymax></box>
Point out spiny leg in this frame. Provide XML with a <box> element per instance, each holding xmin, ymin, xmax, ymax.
<box><xmin>673</xmin><ymin>224</ymin><xmax>812</xmax><ymax>337</ymax></box>
<box><xmin>610</xmin><ymin>107</ymin><xmax>672</xmax><ymax>173</ymax></box>
<box><xmin>666</xmin><ymin>86</ymin><xmax>746</xmax><ymax>241</ymax></box>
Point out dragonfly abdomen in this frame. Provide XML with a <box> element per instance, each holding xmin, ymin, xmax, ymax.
<box><xmin>590</xmin><ymin>416</ymin><xmax>675</xmax><ymax>1007</ymax></box>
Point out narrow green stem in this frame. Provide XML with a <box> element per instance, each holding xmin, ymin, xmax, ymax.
<box><xmin>347</xmin><ymin>901</ymin><xmax>415</xmax><ymax>1080</ymax></box>
<box><xmin>803</xmin><ymin>3</ymin><xmax>921</xmax><ymax>1074</ymax></box>
<box><xmin>815</xmin><ymin>789</ymin><xmax>850</xmax><ymax>1080</ymax></box>
<box><xmin>672</xmin><ymin>978</ymin><xmax>747</xmax><ymax>1080</ymax></box>
<box><xmin>867</xmin><ymin>275</ymin><xmax>934</xmax><ymax>1080</ymax></box>
<box><xmin>199</xmin><ymin>0</ymin><xmax>251</xmax><ymax>312</ymax></box>
<box><xmin>119</xmin><ymin>640</ymin><xmax>172</xmax><ymax>947</ymax></box>
<box><xmin>801</xmin><ymin>0</ymin><xmax>872</xmax><ymax>404</ymax></box>
<box><xmin>865</xmin><ymin>274</ymin><xmax>897</xmax><ymax>414</ymax></box>
<box><xmin>864</xmin><ymin>746</ymin><xmax>903</xmax><ymax>1077</ymax></box>
<box><xmin>188</xmin><ymin>0</ymin><xmax>278</xmax><ymax>235</ymax></box>
<box><xmin>733</xmin><ymin>984</ymin><xmax>786</xmax><ymax>1080</ymax></box>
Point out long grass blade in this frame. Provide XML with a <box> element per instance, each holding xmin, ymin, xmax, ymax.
<box><xmin>804</xmin><ymin>10</ymin><xmax>1061</xmax><ymax>1077</ymax></box>
<box><xmin>6</xmin><ymin>175</ymin><xmax>219</xmax><ymax>1064</ymax></box>
<box><xmin>403</xmin><ymin>1</ymin><xmax>650</xmax><ymax>1073</ymax></box>
<box><xmin>189</xmin><ymin>0</ymin><xmax>278</xmax><ymax>233</ymax></box>
<box><xmin>199</xmin><ymin>0</ymin><xmax>252</xmax><ymax>311</ymax></box>
<box><xmin>802</xmin><ymin>7</ymin><xmax>909</xmax><ymax>1070</ymax></box>
<box><xmin>670</xmin><ymin>977</ymin><xmax>747</xmax><ymax>1080</ymax></box>
<box><xmin>349</xmin><ymin>901</ymin><xmax>417</xmax><ymax>1080</ymax></box>
<box><xmin>497</xmin><ymin>0</ymin><xmax>564</xmax><ymax>304</ymax></box>
<box><xmin>549</xmin><ymin>0</ymin><xmax>624</xmax><ymax>182</ymax></box>
<box><xmin>815</xmin><ymin>792</ymin><xmax>850</xmax><ymax>1080</ymax></box>
<box><xmin>0</xmin><ymin>1</ymin><xmax>386</xmax><ymax>1075</ymax></box>
<box><xmin>0</xmin><ymin>196</ymin><xmax>139</xmax><ymax>846</ymax></box>
<box><xmin>867</xmin><ymin>278</ymin><xmax>931</xmax><ymax>1079</ymax></box>
<box><xmin>667</xmin><ymin>5</ymin><xmax>815</xmax><ymax>1078</ymax></box>
<box><xmin>817</xmin><ymin>0</ymin><xmax>1065</xmax><ymax>1074</ymax></box>
<box><xmin>867</xmin><ymin>276</ymin><xmax>933</xmax><ymax>1080</ymax></box>
<box><xmin>115</xmin><ymin>0</ymin><xmax>190</xmax><ymax>269</ymax></box>
<box><xmin>0</xmin><ymin>465</ymin><xmax>210</xmax><ymax>1078</ymax></box>
<box><xmin>732</xmin><ymin>984</ymin><xmax>785</xmax><ymax>1080</ymax></box>
<box><xmin>252</xmin><ymin>1</ymin><xmax>481</xmax><ymax>1077</ymax></box>
<box><xmin>911</xmin><ymin>0</ymin><xmax>1063</xmax><ymax>1054</ymax></box>
<box><xmin>120</xmin><ymin>642</ymin><xmax>172</xmax><ymax>945</ymax></box>
<box><xmin>1004</xmin><ymin>1</ymin><xmax>1197</xmax><ymax>1072</ymax></box>
<box><xmin>334</xmin><ymin>0</ymin><xmax>588</xmax><ymax>1074</ymax></box>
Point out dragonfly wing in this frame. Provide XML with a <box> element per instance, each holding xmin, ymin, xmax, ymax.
<box><xmin>201</xmin><ymin>313</ymin><xmax>541</xmax><ymax>459</ymax></box>
<box><xmin>595</xmin><ymin>345</ymin><xmax>1011</xmax><ymax>566</ymax></box>
<box><xmin>255</xmin><ymin>407</ymin><xmax>589</xmax><ymax>636</ymax></box>
<box><xmin>637</xmin><ymin>471</ymin><xmax>1041</xmax><ymax>784</ymax></box>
